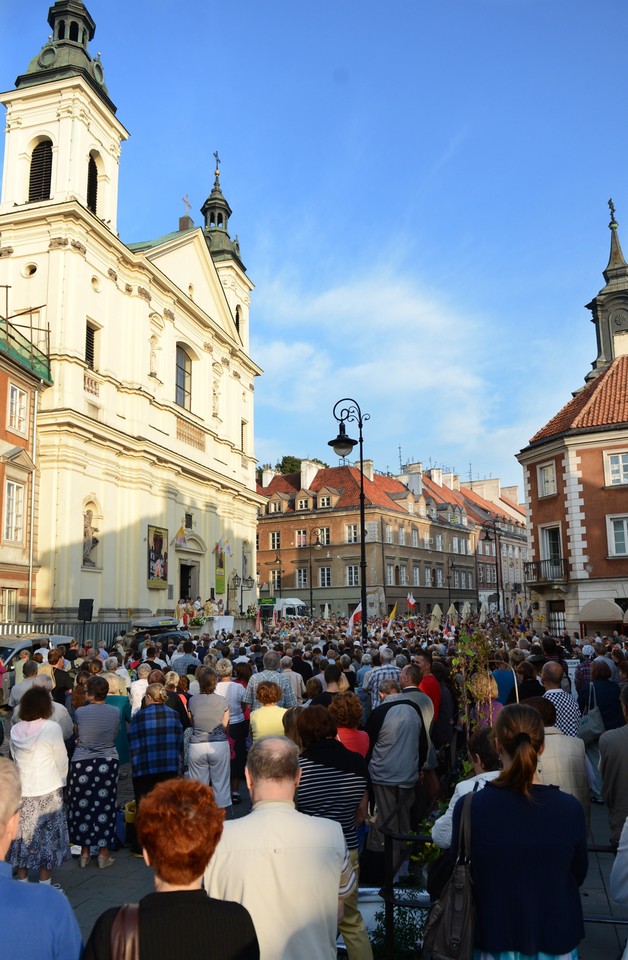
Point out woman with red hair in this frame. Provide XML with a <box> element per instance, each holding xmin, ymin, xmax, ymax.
<box><xmin>83</xmin><ymin>778</ymin><xmax>259</xmax><ymax>959</ymax></box>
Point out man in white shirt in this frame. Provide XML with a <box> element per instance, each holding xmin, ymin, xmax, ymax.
<box><xmin>204</xmin><ymin>737</ymin><xmax>356</xmax><ymax>960</ymax></box>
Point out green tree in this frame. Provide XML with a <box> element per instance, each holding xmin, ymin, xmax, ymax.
<box><xmin>275</xmin><ymin>455</ymin><xmax>302</xmax><ymax>474</ymax></box>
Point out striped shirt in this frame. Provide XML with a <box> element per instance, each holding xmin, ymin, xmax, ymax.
<box><xmin>297</xmin><ymin>739</ymin><xmax>368</xmax><ymax>850</ymax></box>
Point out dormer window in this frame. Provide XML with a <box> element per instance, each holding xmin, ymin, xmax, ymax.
<box><xmin>318</xmin><ymin>495</ymin><xmax>330</xmax><ymax>508</ymax></box>
<box><xmin>297</xmin><ymin>498</ymin><xmax>309</xmax><ymax>510</ymax></box>
<box><xmin>269</xmin><ymin>501</ymin><xmax>282</xmax><ymax>514</ymax></box>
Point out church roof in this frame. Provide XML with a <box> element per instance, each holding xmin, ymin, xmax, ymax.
<box><xmin>128</xmin><ymin>227</ymin><xmax>197</xmax><ymax>252</ymax></box>
<box><xmin>527</xmin><ymin>354</ymin><xmax>628</xmax><ymax>446</ymax></box>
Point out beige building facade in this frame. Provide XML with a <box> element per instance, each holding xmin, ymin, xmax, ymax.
<box><xmin>0</xmin><ymin>2</ymin><xmax>261</xmax><ymax>620</ymax></box>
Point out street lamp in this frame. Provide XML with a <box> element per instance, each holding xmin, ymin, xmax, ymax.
<box><xmin>229</xmin><ymin>571</ymin><xmax>241</xmax><ymax>615</ymax></box>
<box><xmin>328</xmin><ymin>398</ymin><xmax>370</xmax><ymax>641</ymax></box>
<box><xmin>447</xmin><ymin>556</ymin><xmax>457</xmax><ymax>612</ymax></box>
<box><xmin>481</xmin><ymin>517</ymin><xmax>505</xmax><ymax>615</ymax></box>
<box><xmin>308</xmin><ymin>528</ymin><xmax>322</xmax><ymax>619</ymax></box>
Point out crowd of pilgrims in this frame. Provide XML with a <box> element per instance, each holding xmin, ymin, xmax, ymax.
<box><xmin>3</xmin><ymin>611</ymin><xmax>628</xmax><ymax>960</ymax></box>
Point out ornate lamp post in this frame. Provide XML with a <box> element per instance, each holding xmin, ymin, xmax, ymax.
<box><xmin>447</xmin><ymin>556</ymin><xmax>457</xmax><ymax>611</ymax></box>
<box><xmin>240</xmin><ymin>574</ymin><xmax>255</xmax><ymax>613</ymax></box>
<box><xmin>328</xmin><ymin>398</ymin><xmax>370</xmax><ymax>641</ymax></box>
<box><xmin>308</xmin><ymin>528</ymin><xmax>322</xmax><ymax>618</ymax></box>
<box><xmin>481</xmin><ymin>518</ymin><xmax>504</xmax><ymax>615</ymax></box>
<box><xmin>265</xmin><ymin>551</ymin><xmax>284</xmax><ymax>599</ymax></box>
<box><xmin>229</xmin><ymin>571</ymin><xmax>241</xmax><ymax>615</ymax></box>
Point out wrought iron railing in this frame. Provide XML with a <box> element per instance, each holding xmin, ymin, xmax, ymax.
<box><xmin>524</xmin><ymin>558</ymin><xmax>568</xmax><ymax>583</ymax></box>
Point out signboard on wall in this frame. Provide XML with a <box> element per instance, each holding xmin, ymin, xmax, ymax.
<box><xmin>147</xmin><ymin>525</ymin><xmax>168</xmax><ymax>589</ymax></box>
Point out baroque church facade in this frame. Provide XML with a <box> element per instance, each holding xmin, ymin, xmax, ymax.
<box><xmin>0</xmin><ymin>1</ymin><xmax>261</xmax><ymax>620</ymax></box>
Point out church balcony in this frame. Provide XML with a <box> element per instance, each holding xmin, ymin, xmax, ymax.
<box><xmin>0</xmin><ymin>312</ymin><xmax>51</xmax><ymax>382</ymax></box>
<box><xmin>83</xmin><ymin>371</ymin><xmax>100</xmax><ymax>396</ymax></box>
<box><xmin>524</xmin><ymin>559</ymin><xmax>569</xmax><ymax>586</ymax></box>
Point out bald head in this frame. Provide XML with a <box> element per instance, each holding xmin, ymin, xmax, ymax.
<box><xmin>541</xmin><ymin>661</ymin><xmax>564</xmax><ymax>688</ymax></box>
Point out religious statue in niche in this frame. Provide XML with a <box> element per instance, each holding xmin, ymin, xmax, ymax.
<box><xmin>83</xmin><ymin>509</ymin><xmax>99</xmax><ymax>566</ymax></box>
<box><xmin>212</xmin><ymin>379</ymin><xmax>220</xmax><ymax>417</ymax></box>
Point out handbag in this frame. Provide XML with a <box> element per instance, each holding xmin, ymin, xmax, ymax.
<box><xmin>578</xmin><ymin>683</ymin><xmax>605</xmax><ymax>746</ymax></box>
<box><xmin>110</xmin><ymin>903</ymin><xmax>140</xmax><ymax>960</ymax></box>
<box><xmin>423</xmin><ymin>793</ymin><xmax>475</xmax><ymax>960</ymax></box>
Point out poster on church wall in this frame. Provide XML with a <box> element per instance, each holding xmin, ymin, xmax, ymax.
<box><xmin>215</xmin><ymin>545</ymin><xmax>225</xmax><ymax>597</ymax></box>
<box><xmin>147</xmin><ymin>525</ymin><xmax>168</xmax><ymax>588</ymax></box>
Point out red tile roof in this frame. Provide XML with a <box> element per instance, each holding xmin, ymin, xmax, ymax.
<box><xmin>258</xmin><ymin>466</ymin><xmax>411</xmax><ymax>513</ymax></box>
<box><xmin>528</xmin><ymin>355</ymin><xmax>628</xmax><ymax>445</ymax></box>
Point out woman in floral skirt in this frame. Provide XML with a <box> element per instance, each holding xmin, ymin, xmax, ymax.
<box><xmin>9</xmin><ymin>685</ymin><xmax>71</xmax><ymax>883</ymax></box>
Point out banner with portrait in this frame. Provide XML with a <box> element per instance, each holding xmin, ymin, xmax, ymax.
<box><xmin>215</xmin><ymin>542</ymin><xmax>225</xmax><ymax>596</ymax></box>
<box><xmin>147</xmin><ymin>525</ymin><xmax>168</xmax><ymax>588</ymax></box>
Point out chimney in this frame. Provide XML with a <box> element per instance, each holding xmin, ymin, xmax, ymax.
<box><xmin>430</xmin><ymin>467</ymin><xmax>443</xmax><ymax>486</ymax></box>
<box><xmin>405</xmin><ymin>473</ymin><xmax>422</xmax><ymax>497</ymax></box>
<box><xmin>300</xmin><ymin>459</ymin><xmax>319</xmax><ymax>491</ymax></box>
<box><xmin>179</xmin><ymin>215</ymin><xmax>194</xmax><ymax>231</ymax></box>
<box><xmin>360</xmin><ymin>459</ymin><xmax>374</xmax><ymax>482</ymax></box>
<box><xmin>261</xmin><ymin>467</ymin><xmax>277</xmax><ymax>488</ymax></box>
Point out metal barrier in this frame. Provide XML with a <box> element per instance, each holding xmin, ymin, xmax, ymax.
<box><xmin>0</xmin><ymin>621</ymin><xmax>130</xmax><ymax>646</ymax></box>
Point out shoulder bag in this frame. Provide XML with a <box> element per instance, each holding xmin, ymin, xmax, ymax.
<box><xmin>423</xmin><ymin>792</ymin><xmax>475</xmax><ymax>960</ymax></box>
<box><xmin>578</xmin><ymin>683</ymin><xmax>605</xmax><ymax>746</ymax></box>
<box><xmin>110</xmin><ymin>903</ymin><xmax>140</xmax><ymax>960</ymax></box>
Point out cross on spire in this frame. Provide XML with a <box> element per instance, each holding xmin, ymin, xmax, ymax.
<box><xmin>609</xmin><ymin>197</ymin><xmax>617</xmax><ymax>225</ymax></box>
<box><xmin>214</xmin><ymin>150</ymin><xmax>221</xmax><ymax>177</ymax></box>
<box><xmin>181</xmin><ymin>194</ymin><xmax>191</xmax><ymax>217</ymax></box>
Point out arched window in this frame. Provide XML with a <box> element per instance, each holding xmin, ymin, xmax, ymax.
<box><xmin>235</xmin><ymin>306</ymin><xmax>241</xmax><ymax>334</ymax></box>
<box><xmin>217</xmin><ymin>213</ymin><xmax>223</xmax><ymax>227</ymax></box>
<box><xmin>29</xmin><ymin>140</ymin><xmax>53</xmax><ymax>202</ymax></box>
<box><xmin>58</xmin><ymin>20</ymin><xmax>66</xmax><ymax>39</ymax></box>
<box><xmin>176</xmin><ymin>346</ymin><xmax>192</xmax><ymax>410</ymax></box>
<box><xmin>69</xmin><ymin>21</ymin><xmax>79</xmax><ymax>41</ymax></box>
<box><xmin>87</xmin><ymin>155</ymin><xmax>98</xmax><ymax>214</ymax></box>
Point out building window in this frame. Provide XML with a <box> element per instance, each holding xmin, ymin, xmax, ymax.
<box><xmin>385</xmin><ymin>524</ymin><xmax>393</xmax><ymax>544</ymax></box>
<box><xmin>346</xmin><ymin>523</ymin><xmax>358</xmax><ymax>544</ymax></box>
<box><xmin>29</xmin><ymin>139</ymin><xmax>53</xmax><ymax>203</ymax></box>
<box><xmin>400</xmin><ymin>565</ymin><xmax>407</xmax><ymax>586</ymax></box>
<box><xmin>318</xmin><ymin>495</ymin><xmax>330</xmax><ymax>508</ymax></box>
<box><xmin>478</xmin><ymin>565</ymin><xmax>484</xmax><ymax>583</ymax></box>
<box><xmin>269</xmin><ymin>501</ymin><xmax>282</xmax><ymax>514</ymax></box>
<box><xmin>87</xmin><ymin>155</ymin><xmax>98</xmax><ymax>214</ymax></box>
<box><xmin>297</xmin><ymin>498</ymin><xmax>309</xmax><ymax>510</ymax></box>
<box><xmin>540</xmin><ymin>526</ymin><xmax>562</xmax><ymax>567</ymax></box>
<box><xmin>0</xmin><ymin>587</ymin><xmax>18</xmax><ymax>622</ymax></box>
<box><xmin>608</xmin><ymin>515</ymin><xmax>628</xmax><ymax>556</ymax></box>
<box><xmin>270</xmin><ymin>569</ymin><xmax>282</xmax><ymax>593</ymax></box>
<box><xmin>319</xmin><ymin>527</ymin><xmax>331</xmax><ymax>546</ymax></box>
<box><xmin>386</xmin><ymin>564</ymin><xmax>394</xmax><ymax>586</ymax></box>
<box><xmin>8</xmin><ymin>384</ymin><xmax>28</xmax><ymax>434</ymax></box>
<box><xmin>4</xmin><ymin>479</ymin><xmax>25</xmax><ymax>543</ymax></box>
<box><xmin>240</xmin><ymin>420</ymin><xmax>247</xmax><ymax>453</ymax></box>
<box><xmin>319</xmin><ymin>566</ymin><xmax>331</xmax><ymax>588</ymax></box>
<box><xmin>411</xmin><ymin>529</ymin><xmax>418</xmax><ymax>548</ymax></box>
<box><xmin>452</xmin><ymin>537</ymin><xmax>459</xmax><ymax>553</ymax></box>
<box><xmin>347</xmin><ymin>565</ymin><xmax>359</xmax><ymax>587</ymax></box>
<box><xmin>436</xmin><ymin>568</ymin><xmax>443</xmax><ymax>587</ymax></box>
<box><xmin>424</xmin><ymin>567</ymin><xmax>432</xmax><ymax>587</ymax></box>
<box><xmin>399</xmin><ymin>527</ymin><xmax>405</xmax><ymax>546</ymax></box>
<box><xmin>459</xmin><ymin>539</ymin><xmax>466</xmax><ymax>556</ymax></box>
<box><xmin>296</xmin><ymin>529</ymin><xmax>307</xmax><ymax>548</ymax></box>
<box><xmin>538</xmin><ymin>461</ymin><xmax>557</xmax><ymax>497</ymax></box>
<box><xmin>423</xmin><ymin>534</ymin><xmax>430</xmax><ymax>549</ymax></box>
<box><xmin>607</xmin><ymin>453</ymin><xmax>628</xmax><ymax>486</ymax></box>
<box><xmin>296</xmin><ymin>567</ymin><xmax>308</xmax><ymax>588</ymax></box>
<box><xmin>176</xmin><ymin>346</ymin><xmax>192</xmax><ymax>410</ymax></box>
<box><xmin>85</xmin><ymin>322</ymin><xmax>97</xmax><ymax>370</ymax></box>
<box><xmin>435</xmin><ymin>534</ymin><xmax>443</xmax><ymax>551</ymax></box>
<box><xmin>468</xmin><ymin>572</ymin><xmax>473</xmax><ymax>589</ymax></box>
<box><xmin>270</xmin><ymin>531</ymin><xmax>281</xmax><ymax>550</ymax></box>
<box><xmin>413</xmin><ymin>565</ymin><xmax>420</xmax><ymax>586</ymax></box>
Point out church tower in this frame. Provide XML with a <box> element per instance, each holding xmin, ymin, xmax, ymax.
<box><xmin>0</xmin><ymin>0</ymin><xmax>128</xmax><ymax>230</ymax></box>
<box><xmin>585</xmin><ymin>200</ymin><xmax>628</xmax><ymax>380</ymax></box>
<box><xmin>201</xmin><ymin>155</ymin><xmax>253</xmax><ymax>353</ymax></box>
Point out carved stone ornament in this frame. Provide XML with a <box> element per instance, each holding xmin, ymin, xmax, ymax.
<box><xmin>137</xmin><ymin>286</ymin><xmax>152</xmax><ymax>302</ymax></box>
<box><xmin>221</xmin><ymin>356</ymin><xmax>230</xmax><ymax>368</ymax></box>
<box><xmin>164</xmin><ymin>308</ymin><xmax>175</xmax><ymax>322</ymax></box>
<box><xmin>611</xmin><ymin>310</ymin><xmax>628</xmax><ymax>328</ymax></box>
<box><xmin>124</xmin><ymin>283</ymin><xmax>133</xmax><ymax>295</ymax></box>
<box><xmin>71</xmin><ymin>239</ymin><xmax>87</xmax><ymax>255</ymax></box>
<box><xmin>107</xmin><ymin>268</ymin><xmax>118</xmax><ymax>282</ymax></box>
<box><xmin>203</xmin><ymin>342</ymin><xmax>214</xmax><ymax>353</ymax></box>
<box><xmin>0</xmin><ymin>246</ymin><xmax>14</xmax><ymax>258</ymax></box>
<box><xmin>49</xmin><ymin>237</ymin><xmax>69</xmax><ymax>249</ymax></box>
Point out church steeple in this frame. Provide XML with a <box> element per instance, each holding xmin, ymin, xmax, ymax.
<box><xmin>201</xmin><ymin>153</ymin><xmax>246</xmax><ymax>271</ymax></box>
<box><xmin>15</xmin><ymin>1</ymin><xmax>116</xmax><ymax>113</ymax></box>
<box><xmin>585</xmin><ymin>199</ymin><xmax>628</xmax><ymax>381</ymax></box>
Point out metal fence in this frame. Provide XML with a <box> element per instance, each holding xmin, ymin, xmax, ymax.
<box><xmin>0</xmin><ymin>621</ymin><xmax>130</xmax><ymax>646</ymax></box>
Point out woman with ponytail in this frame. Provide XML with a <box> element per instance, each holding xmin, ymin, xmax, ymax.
<box><xmin>451</xmin><ymin>704</ymin><xmax>588</xmax><ymax>959</ymax></box>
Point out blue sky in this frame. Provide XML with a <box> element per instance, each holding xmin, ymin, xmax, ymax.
<box><xmin>2</xmin><ymin>1</ymin><xmax>627</xmax><ymax>492</ymax></box>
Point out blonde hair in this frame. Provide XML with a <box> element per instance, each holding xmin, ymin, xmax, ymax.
<box><xmin>146</xmin><ymin>682</ymin><xmax>168</xmax><ymax>704</ymax></box>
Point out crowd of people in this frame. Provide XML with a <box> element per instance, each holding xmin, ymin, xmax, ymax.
<box><xmin>2</xmin><ymin>611</ymin><xmax>628</xmax><ymax>959</ymax></box>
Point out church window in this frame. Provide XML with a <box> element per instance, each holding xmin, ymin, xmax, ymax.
<box><xmin>235</xmin><ymin>306</ymin><xmax>241</xmax><ymax>335</ymax></box>
<box><xmin>85</xmin><ymin>323</ymin><xmax>97</xmax><ymax>370</ymax></box>
<box><xmin>69</xmin><ymin>21</ymin><xmax>79</xmax><ymax>42</ymax></box>
<box><xmin>87</xmin><ymin>155</ymin><xmax>98</xmax><ymax>214</ymax></box>
<box><xmin>58</xmin><ymin>20</ymin><xmax>66</xmax><ymax>39</ymax></box>
<box><xmin>29</xmin><ymin>140</ymin><xmax>53</xmax><ymax>203</ymax></box>
<box><xmin>176</xmin><ymin>346</ymin><xmax>192</xmax><ymax>410</ymax></box>
<box><xmin>217</xmin><ymin>214</ymin><xmax>223</xmax><ymax>227</ymax></box>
